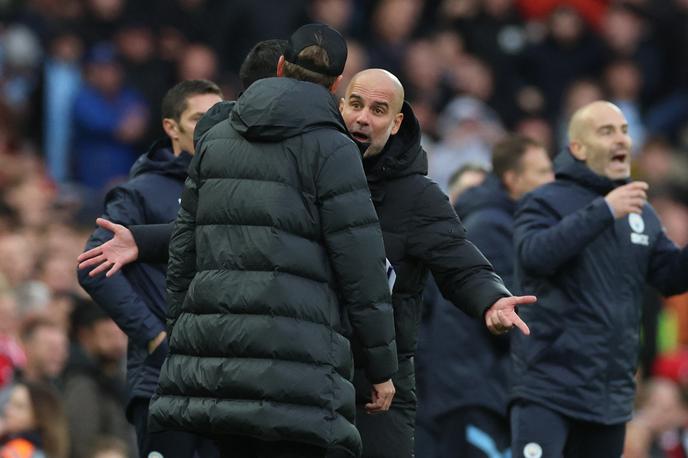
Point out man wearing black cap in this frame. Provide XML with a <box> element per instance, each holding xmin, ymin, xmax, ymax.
<box><xmin>148</xmin><ymin>24</ymin><xmax>398</xmax><ymax>458</ymax></box>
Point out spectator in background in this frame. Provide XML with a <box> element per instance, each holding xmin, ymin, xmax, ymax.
<box><xmin>19</xmin><ymin>318</ymin><xmax>67</xmax><ymax>385</ymax></box>
<box><xmin>176</xmin><ymin>43</ymin><xmax>219</xmax><ymax>83</ymax></box>
<box><xmin>521</xmin><ymin>6</ymin><xmax>604</xmax><ymax>119</ymax></box>
<box><xmin>600</xmin><ymin>4</ymin><xmax>661</xmax><ymax>103</ymax></box>
<box><xmin>0</xmin><ymin>291</ymin><xmax>24</xmax><ymax>395</ymax></box>
<box><xmin>366</xmin><ymin>0</ymin><xmax>423</xmax><ymax>76</ymax></box>
<box><xmin>42</xmin><ymin>29</ymin><xmax>83</xmax><ymax>184</ymax></box>
<box><xmin>115</xmin><ymin>20</ymin><xmax>174</xmax><ymax>146</ymax></box>
<box><xmin>603</xmin><ymin>59</ymin><xmax>646</xmax><ymax>155</ymax></box>
<box><xmin>446</xmin><ymin>163</ymin><xmax>488</xmax><ymax>206</ymax></box>
<box><xmin>555</xmin><ymin>78</ymin><xmax>604</xmax><ymax>150</ymax></box>
<box><xmin>624</xmin><ymin>378</ymin><xmax>688</xmax><ymax>458</ymax></box>
<box><xmin>0</xmin><ymin>381</ymin><xmax>69</xmax><ymax>458</ymax></box>
<box><xmin>430</xmin><ymin>95</ymin><xmax>504</xmax><ymax>192</ymax></box>
<box><xmin>72</xmin><ymin>42</ymin><xmax>149</xmax><ymax>191</ymax></box>
<box><xmin>417</xmin><ymin>136</ymin><xmax>553</xmax><ymax>458</ymax></box>
<box><xmin>62</xmin><ymin>300</ymin><xmax>131</xmax><ymax>458</ymax></box>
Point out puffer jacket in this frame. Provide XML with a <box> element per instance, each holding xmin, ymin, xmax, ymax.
<box><xmin>148</xmin><ymin>78</ymin><xmax>398</xmax><ymax>457</ymax></box>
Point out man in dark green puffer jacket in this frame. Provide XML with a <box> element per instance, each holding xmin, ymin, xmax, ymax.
<box><xmin>148</xmin><ymin>24</ymin><xmax>398</xmax><ymax>458</ymax></box>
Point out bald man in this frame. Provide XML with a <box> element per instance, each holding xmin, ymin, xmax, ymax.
<box><xmin>338</xmin><ymin>69</ymin><xmax>535</xmax><ymax>458</ymax></box>
<box><xmin>510</xmin><ymin>101</ymin><xmax>688</xmax><ymax>457</ymax></box>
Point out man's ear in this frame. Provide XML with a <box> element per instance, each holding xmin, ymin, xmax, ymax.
<box><xmin>569</xmin><ymin>140</ymin><xmax>586</xmax><ymax>161</ymax></box>
<box><xmin>329</xmin><ymin>75</ymin><xmax>343</xmax><ymax>94</ymax></box>
<box><xmin>391</xmin><ymin>112</ymin><xmax>404</xmax><ymax>135</ymax></box>
<box><xmin>502</xmin><ymin>169</ymin><xmax>517</xmax><ymax>194</ymax></box>
<box><xmin>276</xmin><ymin>55</ymin><xmax>285</xmax><ymax>77</ymax></box>
<box><xmin>339</xmin><ymin>97</ymin><xmax>345</xmax><ymax>113</ymax></box>
<box><xmin>162</xmin><ymin>118</ymin><xmax>178</xmax><ymax>140</ymax></box>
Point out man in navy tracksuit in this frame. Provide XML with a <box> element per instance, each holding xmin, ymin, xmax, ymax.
<box><xmin>417</xmin><ymin>135</ymin><xmax>553</xmax><ymax>458</ymax></box>
<box><xmin>78</xmin><ymin>80</ymin><xmax>223</xmax><ymax>458</ymax></box>
<box><xmin>511</xmin><ymin>101</ymin><xmax>688</xmax><ymax>457</ymax></box>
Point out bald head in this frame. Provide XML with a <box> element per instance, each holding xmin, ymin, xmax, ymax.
<box><xmin>567</xmin><ymin>100</ymin><xmax>632</xmax><ymax>180</ymax></box>
<box><xmin>340</xmin><ymin>68</ymin><xmax>406</xmax><ymax>157</ymax></box>
<box><xmin>347</xmin><ymin>69</ymin><xmax>405</xmax><ymax>114</ymax></box>
<box><xmin>568</xmin><ymin>101</ymin><xmax>623</xmax><ymax>143</ymax></box>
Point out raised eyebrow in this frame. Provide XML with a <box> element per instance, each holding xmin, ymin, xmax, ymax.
<box><xmin>371</xmin><ymin>101</ymin><xmax>390</xmax><ymax>110</ymax></box>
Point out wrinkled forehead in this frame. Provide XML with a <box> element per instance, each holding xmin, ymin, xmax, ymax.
<box><xmin>587</xmin><ymin>105</ymin><xmax>628</xmax><ymax>130</ymax></box>
<box><xmin>346</xmin><ymin>75</ymin><xmax>401</xmax><ymax>109</ymax></box>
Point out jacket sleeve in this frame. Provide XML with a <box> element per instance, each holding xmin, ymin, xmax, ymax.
<box><xmin>77</xmin><ymin>187</ymin><xmax>166</xmax><ymax>348</ymax></box>
<box><xmin>514</xmin><ymin>194</ymin><xmax>614</xmax><ymax>277</ymax></box>
<box><xmin>129</xmin><ymin>223</ymin><xmax>174</xmax><ymax>264</ymax></box>
<box><xmin>316</xmin><ymin>142</ymin><xmax>398</xmax><ymax>384</ymax></box>
<box><xmin>165</xmin><ymin>151</ymin><xmax>201</xmax><ymax>333</ymax></box>
<box><xmin>463</xmin><ymin>211</ymin><xmax>515</xmax><ymax>291</ymax></box>
<box><xmin>407</xmin><ymin>182</ymin><xmax>510</xmax><ymax>318</ymax></box>
<box><xmin>647</xmin><ymin>223</ymin><xmax>688</xmax><ymax>297</ymax></box>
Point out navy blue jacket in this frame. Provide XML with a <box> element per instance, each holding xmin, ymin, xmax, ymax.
<box><xmin>417</xmin><ymin>174</ymin><xmax>514</xmax><ymax>419</ymax></box>
<box><xmin>78</xmin><ymin>139</ymin><xmax>191</xmax><ymax>407</ymax></box>
<box><xmin>512</xmin><ymin>151</ymin><xmax>688</xmax><ymax>424</ymax></box>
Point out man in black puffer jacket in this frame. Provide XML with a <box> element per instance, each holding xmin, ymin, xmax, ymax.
<box><xmin>148</xmin><ymin>25</ymin><xmax>398</xmax><ymax>458</ymax></box>
<box><xmin>511</xmin><ymin>101</ymin><xmax>688</xmax><ymax>457</ymax></box>
<box><xmin>338</xmin><ymin>69</ymin><xmax>535</xmax><ymax>458</ymax></box>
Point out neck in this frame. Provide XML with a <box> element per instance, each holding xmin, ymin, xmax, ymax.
<box><xmin>171</xmin><ymin>142</ymin><xmax>183</xmax><ymax>157</ymax></box>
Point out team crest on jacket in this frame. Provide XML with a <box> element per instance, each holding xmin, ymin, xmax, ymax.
<box><xmin>629</xmin><ymin>213</ymin><xmax>649</xmax><ymax>246</ymax></box>
<box><xmin>523</xmin><ymin>442</ymin><xmax>543</xmax><ymax>458</ymax></box>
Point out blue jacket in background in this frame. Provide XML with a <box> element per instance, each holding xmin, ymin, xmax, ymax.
<box><xmin>417</xmin><ymin>174</ymin><xmax>514</xmax><ymax>421</ymax></box>
<box><xmin>72</xmin><ymin>85</ymin><xmax>147</xmax><ymax>190</ymax></box>
<box><xmin>78</xmin><ymin>139</ymin><xmax>190</xmax><ymax>411</ymax></box>
<box><xmin>512</xmin><ymin>150</ymin><xmax>688</xmax><ymax>424</ymax></box>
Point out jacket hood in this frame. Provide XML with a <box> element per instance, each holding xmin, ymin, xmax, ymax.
<box><xmin>230</xmin><ymin>77</ymin><xmax>348</xmax><ymax>141</ymax></box>
<box><xmin>455</xmin><ymin>174</ymin><xmax>514</xmax><ymax>220</ymax></box>
<box><xmin>363</xmin><ymin>101</ymin><xmax>428</xmax><ymax>180</ymax></box>
<box><xmin>554</xmin><ymin>149</ymin><xmax>628</xmax><ymax>195</ymax></box>
<box><xmin>129</xmin><ymin>138</ymin><xmax>191</xmax><ymax>180</ymax></box>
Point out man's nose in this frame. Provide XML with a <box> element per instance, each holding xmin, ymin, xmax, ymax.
<box><xmin>356</xmin><ymin>109</ymin><xmax>370</xmax><ymax>125</ymax></box>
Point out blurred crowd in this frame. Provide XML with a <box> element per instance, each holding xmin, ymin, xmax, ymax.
<box><xmin>0</xmin><ymin>0</ymin><xmax>686</xmax><ymax>456</ymax></box>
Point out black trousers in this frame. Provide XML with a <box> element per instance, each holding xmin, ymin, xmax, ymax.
<box><xmin>215</xmin><ymin>435</ymin><xmax>326</xmax><ymax>458</ymax></box>
<box><xmin>511</xmin><ymin>400</ymin><xmax>626</xmax><ymax>458</ymax></box>
<box><xmin>356</xmin><ymin>403</ymin><xmax>415</xmax><ymax>458</ymax></box>
<box><xmin>129</xmin><ymin>397</ymin><xmax>219</xmax><ymax>458</ymax></box>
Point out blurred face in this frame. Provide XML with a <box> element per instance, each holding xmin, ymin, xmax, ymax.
<box><xmin>510</xmin><ymin>146</ymin><xmax>554</xmax><ymax>199</ymax></box>
<box><xmin>87</xmin><ymin>62</ymin><xmax>123</xmax><ymax>96</ymax></box>
<box><xmin>340</xmin><ymin>72</ymin><xmax>404</xmax><ymax>157</ymax></box>
<box><xmin>3</xmin><ymin>385</ymin><xmax>36</xmax><ymax>434</ymax></box>
<box><xmin>167</xmin><ymin>93</ymin><xmax>222</xmax><ymax>155</ymax></box>
<box><xmin>86</xmin><ymin>320</ymin><xmax>127</xmax><ymax>364</ymax></box>
<box><xmin>571</xmin><ymin>104</ymin><xmax>632</xmax><ymax>180</ymax></box>
<box><xmin>25</xmin><ymin>326</ymin><xmax>68</xmax><ymax>380</ymax></box>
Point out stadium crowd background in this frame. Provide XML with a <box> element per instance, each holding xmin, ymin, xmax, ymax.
<box><xmin>0</xmin><ymin>0</ymin><xmax>687</xmax><ymax>456</ymax></box>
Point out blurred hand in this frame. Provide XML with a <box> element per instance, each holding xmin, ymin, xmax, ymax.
<box><xmin>366</xmin><ymin>379</ymin><xmax>395</xmax><ymax>414</ymax></box>
<box><xmin>484</xmin><ymin>296</ymin><xmax>536</xmax><ymax>336</ymax></box>
<box><xmin>605</xmin><ymin>181</ymin><xmax>648</xmax><ymax>219</ymax></box>
<box><xmin>116</xmin><ymin>108</ymin><xmax>148</xmax><ymax>143</ymax></box>
<box><xmin>77</xmin><ymin>218</ymin><xmax>138</xmax><ymax>277</ymax></box>
<box><xmin>148</xmin><ymin>331</ymin><xmax>167</xmax><ymax>354</ymax></box>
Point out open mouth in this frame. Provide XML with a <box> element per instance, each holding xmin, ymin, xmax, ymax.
<box><xmin>611</xmin><ymin>152</ymin><xmax>628</xmax><ymax>163</ymax></box>
<box><xmin>351</xmin><ymin>131</ymin><xmax>370</xmax><ymax>143</ymax></box>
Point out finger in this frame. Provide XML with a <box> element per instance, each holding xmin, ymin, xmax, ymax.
<box><xmin>509</xmin><ymin>313</ymin><xmax>531</xmax><ymax>336</ymax></box>
<box><xmin>365</xmin><ymin>400</ymin><xmax>384</xmax><ymax>413</ymax></box>
<box><xmin>630</xmin><ymin>181</ymin><xmax>649</xmax><ymax>191</ymax></box>
<box><xmin>96</xmin><ymin>218</ymin><xmax>119</xmax><ymax>233</ymax></box>
<box><xmin>78</xmin><ymin>255</ymin><xmax>106</xmax><ymax>270</ymax></box>
<box><xmin>89</xmin><ymin>260</ymin><xmax>114</xmax><ymax>278</ymax></box>
<box><xmin>507</xmin><ymin>295</ymin><xmax>537</xmax><ymax>306</ymax></box>
<box><xmin>106</xmin><ymin>261</ymin><xmax>123</xmax><ymax>278</ymax></box>
<box><xmin>77</xmin><ymin>246</ymin><xmax>103</xmax><ymax>263</ymax></box>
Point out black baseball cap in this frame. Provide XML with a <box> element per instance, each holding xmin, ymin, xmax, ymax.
<box><xmin>283</xmin><ymin>23</ymin><xmax>347</xmax><ymax>76</ymax></box>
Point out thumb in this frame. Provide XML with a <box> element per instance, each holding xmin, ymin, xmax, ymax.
<box><xmin>96</xmin><ymin>218</ymin><xmax>118</xmax><ymax>233</ymax></box>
